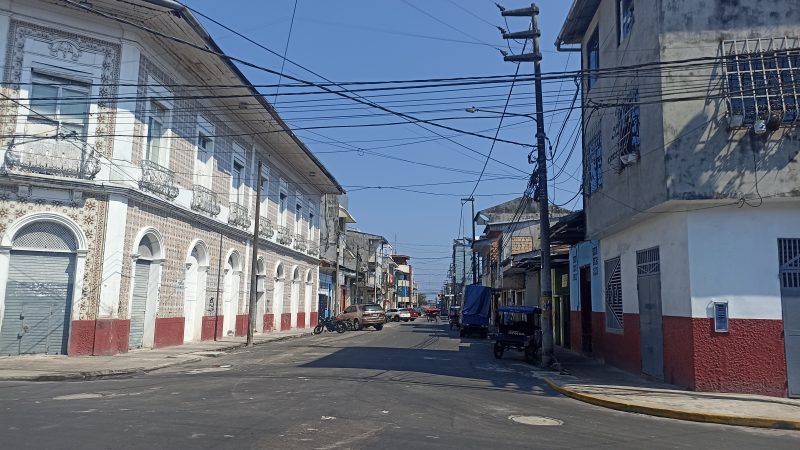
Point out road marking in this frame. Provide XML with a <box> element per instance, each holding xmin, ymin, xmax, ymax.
<box><xmin>320</xmin><ymin>416</ymin><xmax>336</xmax><ymax>420</ymax></box>
<box><xmin>53</xmin><ymin>393</ymin><xmax>102</xmax><ymax>400</ymax></box>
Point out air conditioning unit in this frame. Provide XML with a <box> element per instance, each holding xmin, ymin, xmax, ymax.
<box><xmin>620</xmin><ymin>152</ymin><xmax>638</xmax><ymax>165</ymax></box>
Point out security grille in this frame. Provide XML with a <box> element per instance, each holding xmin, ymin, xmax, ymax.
<box><xmin>12</xmin><ymin>222</ymin><xmax>76</xmax><ymax>252</ymax></box>
<box><xmin>723</xmin><ymin>38</ymin><xmax>800</xmax><ymax>128</ymax></box>
<box><xmin>779</xmin><ymin>238</ymin><xmax>800</xmax><ymax>289</ymax></box>
<box><xmin>605</xmin><ymin>257</ymin><xmax>623</xmax><ymax>330</ymax></box>
<box><xmin>586</xmin><ymin>125</ymin><xmax>603</xmax><ymax>194</ymax></box>
<box><xmin>610</xmin><ymin>88</ymin><xmax>640</xmax><ymax>172</ymax></box>
<box><xmin>636</xmin><ymin>247</ymin><xmax>660</xmax><ymax>275</ymax></box>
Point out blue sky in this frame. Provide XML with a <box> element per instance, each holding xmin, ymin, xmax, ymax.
<box><xmin>187</xmin><ymin>1</ymin><xmax>581</xmax><ymax>295</ymax></box>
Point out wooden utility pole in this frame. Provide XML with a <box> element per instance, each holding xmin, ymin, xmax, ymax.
<box><xmin>502</xmin><ymin>3</ymin><xmax>554</xmax><ymax>365</ymax></box>
<box><xmin>246</xmin><ymin>160</ymin><xmax>263</xmax><ymax>346</ymax></box>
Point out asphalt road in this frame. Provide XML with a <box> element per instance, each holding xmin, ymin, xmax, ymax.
<box><xmin>1</xmin><ymin>321</ymin><xmax>798</xmax><ymax>449</ymax></box>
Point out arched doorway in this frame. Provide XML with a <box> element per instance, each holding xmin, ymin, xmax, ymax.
<box><xmin>0</xmin><ymin>218</ymin><xmax>83</xmax><ymax>356</ymax></box>
<box><xmin>290</xmin><ymin>266</ymin><xmax>301</xmax><ymax>329</ymax></box>
<box><xmin>222</xmin><ymin>250</ymin><xmax>242</xmax><ymax>336</ymax></box>
<box><xmin>255</xmin><ymin>257</ymin><xmax>266</xmax><ymax>333</ymax></box>
<box><xmin>304</xmin><ymin>269</ymin><xmax>314</xmax><ymax>329</ymax></box>
<box><xmin>183</xmin><ymin>240</ymin><xmax>209</xmax><ymax>343</ymax></box>
<box><xmin>273</xmin><ymin>261</ymin><xmax>285</xmax><ymax>331</ymax></box>
<box><xmin>130</xmin><ymin>229</ymin><xmax>164</xmax><ymax>349</ymax></box>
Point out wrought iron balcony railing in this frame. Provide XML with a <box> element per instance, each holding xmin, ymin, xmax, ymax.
<box><xmin>139</xmin><ymin>159</ymin><xmax>179</xmax><ymax>199</ymax></box>
<box><xmin>258</xmin><ymin>216</ymin><xmax>274</xmax><ymax>240</ymax></box>
<box><xmin>293</xmin><ymin>234</ymin><xmax>308</xmax><ymax>252</ymax></box>
<box><xmin>4</xmin><ymin>137</ymin><xmax>100</xmax><ymax>179</ymax></box>
<box><xmin>190</xmin><ymin>184</ymin><xmax>220</xmax><ymax>216</ymax></box>
<box><xmin>228</xmin><ymin>202</ymin><xmax>251</xmax><ymax>229</ymax></box>
<box><xmin>277</xmin><ymin>225</ymin><xmax>293</xmax><ymax>245</ymax></box>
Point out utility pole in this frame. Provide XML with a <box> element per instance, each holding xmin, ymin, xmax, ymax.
<box><xmin>502</xmin><ymin>3</ymin><xmax>554</xmax><ymax>366</ymax></box>
<box><xmin>355</xmin><ymin>245</ymin><xmax>360</xmax><ymax>305</ymax></box>
<box><xmin>332</xmin><ymin>227</ymin><xmax>340</xmax><ymax>316</ymax></box>
<box><xmin>247</xmin><ymin>160</ymin><xmax>263</xmax><ymax>346</ymax></box>
<box><xmin>462</xmin><ymin>197</ymin><xmax>478</xmax><ymax>285</ymax></box>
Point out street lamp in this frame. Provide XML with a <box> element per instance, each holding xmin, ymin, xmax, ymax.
<box><xmin>465</xmin><ymin>106</ymin><xmax>537</xmax><ymax>122</ymax></box>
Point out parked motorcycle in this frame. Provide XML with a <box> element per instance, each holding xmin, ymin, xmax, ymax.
<box><xmin>314</xmin><ymin>317</ymin><xmax>346</xmax><ymax>334</ymax></box>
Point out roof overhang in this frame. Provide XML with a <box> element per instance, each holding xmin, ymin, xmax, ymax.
<box><xmin>114</xmin><ymin>0</ymin><xmax>346</xmax><ymax>194</ymax></box>
<box><xmin>555</xmin><ymin>0</ymin><xmax>601</xmax><ymax>48</ymax></box>
<box><xmin>339</xmin><ymin>205</ymin><xmax>357</xmax><ymax>224</ymax></box>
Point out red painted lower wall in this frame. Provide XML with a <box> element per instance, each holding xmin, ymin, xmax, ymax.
<box><xmin>662</xmin><ymin>315</ymin><xmax>695</xmax><ymax>389</ymax></box>
<box><xmin>201</xmin><ymin>316</ymin><xmax>224</xmax><ymax>340</ymax></box>
<box><xmin>92</xmin><ymin>319</ymin><xmax>130</xmax><ymax>356</ymax></box>
<box><xmin>591</xmin><ymin>312</ymin><xmax>605</xmax><ymax>359</ymax></box>
<box><xmin>68</xmin><ymin>319</ymin><xmax>131</xmax><ymax>356</ymax></box>
<box><xmin>235</xmin><ymin>314</ymin><xmax>248</xmax><ymax>337</ymax></box>
<box><xmin>569</xmin><ymin>311</ymin><xmax>582</xmax><ymax>353</ymax></box>
<box><xmin>263</xmin><ymin>313</ymin><xmax>274</xmax><ymax>332</ymax></box>
<box><xmin>68</xmin><ymin>320</ymin><xmax>97</xmax><ymax>356</ymax></box>
<box><xmin>154</xmin><ymin>317</ymin><xmax>185</xmax><ymax>349</ymax></box>
<box><xmin>598</xmin><ymin>313</ymin><xmax>641</xmax><ymax>375</ymax></box>
<box><xmin>310</xmin><ymin>312</ymin><xmax>318</xmax><ymax>327</ymax></box>
<box><xmin>691</xmin><ymin>317</ymin><xmax>786</xmax><ymax>397</ymax></box>
<box><xmin>297</xmin><ymin>313</ymin><xmax>306</xmax><ymax>329</ymax></box>
<box><xmin>280</xmin><ymin>313</ymin><xmax>291</xmax><ymax>331</ymax></box>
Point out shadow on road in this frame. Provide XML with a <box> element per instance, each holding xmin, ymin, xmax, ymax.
<box><xmin>300</xmin><ymin>323</ymin><xmax>556</xmax><ymax>395</ymax></box>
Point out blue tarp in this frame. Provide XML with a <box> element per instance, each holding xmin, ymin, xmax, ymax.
<box><xmin>462</xmin><ymin>285</ymin><xmax>491</xmax><ymax>326</ymax></box>
<box><xmin>498</xmin><ymin>305</ymin><xmax>541</xmax><ymax>314</ymax></box>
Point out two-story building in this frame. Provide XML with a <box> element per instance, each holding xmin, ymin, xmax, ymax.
<box><xmin>558</xmin><ymin>0</ymin><xmax>800</xmax><ymax>396</ymax></box>
<box><xmin>0</xmin><ymin>0</ymin><xmax>342</xmax><ymax>357</ymax></box>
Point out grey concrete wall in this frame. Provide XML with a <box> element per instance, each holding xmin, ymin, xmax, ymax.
<box><xmin>582</xmin><ymin>0</ymin><xmax>666</xmax><ymax>237</ymax></box>
<box><xmin>660</xmin><ymin>0</ymin><xmax>800</xmax><ymax>202</ymax></box>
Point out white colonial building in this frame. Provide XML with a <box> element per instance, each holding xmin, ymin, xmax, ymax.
<box><xmin>0</xmin><ymin>0</ymin><xmax>342</xmax><ymax>356</ymax></box>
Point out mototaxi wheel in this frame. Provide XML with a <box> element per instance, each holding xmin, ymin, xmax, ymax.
<box><xmin>524</xmin><ymin>343</ymin><xmax>539</xmax><ymax>364</ymax></box>
<box><xmin>335</xmin><ymin>321</ymin><xmax>346</xmax><ymax>333</ymax></box>
<box><xmin>313</xmin><ymin>324</ymin><xmax>324</xmax><ymax>335</ymax></box>
<box><xmin>493</xmin><ymin>341</ymin><xmax>504</xmax><ymax>359</ymax></box>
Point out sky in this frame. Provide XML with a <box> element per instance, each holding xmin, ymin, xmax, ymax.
<box><xmin>186</xmin><ymin>0</ymin><xmax>582</xmax><ymax>296</ymax></box>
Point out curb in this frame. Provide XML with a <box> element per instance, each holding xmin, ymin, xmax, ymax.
<box><xmin>543</xmin><ymin>377</ymin><xmax>800</xmax><ymax>431</ymax></box>
<box><xmin>0</xmin><ymin>331</ymin><xmax>313</xmax><ymax>383</ymax></box>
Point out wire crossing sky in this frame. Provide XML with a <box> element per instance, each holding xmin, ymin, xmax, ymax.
<box><xmin>181</xmin><ymin>0</ymin><xmax>582</xmax><ymax>294</ymax></box>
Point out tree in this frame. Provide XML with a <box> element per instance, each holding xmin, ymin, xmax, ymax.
<box><xmin>418</xmin><ymin>293</ymin><xmax>427</xmax><ymax>305</ymax></box>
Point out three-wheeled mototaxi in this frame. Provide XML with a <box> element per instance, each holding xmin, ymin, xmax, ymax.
<box><xmin>493</xmin><ymin>305</ymin><xmax>542</xmax><ymax>364</ymax></box>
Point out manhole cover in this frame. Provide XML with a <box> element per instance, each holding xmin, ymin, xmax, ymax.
<box><xmin>508</xmin><ymin>415</ymin><xmax>563</xmax><ymax>426</ymax></box>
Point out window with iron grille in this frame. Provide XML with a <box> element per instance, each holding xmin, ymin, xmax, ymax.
<box><xmin>604</xmin><ymin>257</ymin><xmax>623</xmax><ymax>330</ymax></box>
<box><xmin>586</xmin><ymin>125</ymin><xmax>603</xmax><ymax>194</ymax></box>
<box><xmin>618</xmin><ymin>0</ymin><xmax>634</xmax><ymax>44</ymax></box>
<box><xmin>723</xmin><ymin>38</ymin><xmax>800</xmax><ymax>129</ymax></box>
<box><xmin>610</xmin><ymin>89</ymin><xmax>640</xmax><ymax>172</ymax></box>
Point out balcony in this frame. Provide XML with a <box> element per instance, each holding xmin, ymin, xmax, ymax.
<box><xmin>277</xmin><ymin>225</ymin><xmax>293</xmax><ymax>246</ymax></box>
<box><xmin>258</xmin><ymin>216</ymin><xmax>274</xmax><ymax>240</ymax></box>
<box><xmin>4</xmin><ymin>136</ymin><xmax>100</xmax><ymax>179</ymax></box>
<box><xmin>307</xmin><ymin>243</ymin><xmax>319</xmax><ymax>257</ymax></box>
<box><xmin>294</xmin><ymin>234</ymin><xmax>307</xmax><ymax>252</ymax></box>
<box><xmin>190</xmin><ymin>184</ymin><xmax>220</xmax><ymax>216</ymax></box>
<box><xmin>228</xmin><ymin>202</ymin><xmax>251</xmax><ymax>229</ymax></box>
<box><xmin>139</xmin><ymin>159</ymin><xmax>179</xmax><ymax>199</ymax></box>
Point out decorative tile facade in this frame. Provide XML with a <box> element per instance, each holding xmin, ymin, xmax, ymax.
<box><xmin>0</xmin><ymin>184</ymin><xmax>107</xmax><ymax>320</ymax></box>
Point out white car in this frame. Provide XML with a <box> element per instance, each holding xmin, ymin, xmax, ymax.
<box><xmin>385</xmin><ymin>308</ymin><xmax>412</xmax><ymax>322</ymax></box>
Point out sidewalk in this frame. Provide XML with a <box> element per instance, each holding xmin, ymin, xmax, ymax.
<box><xmin>544</xmin><ymin>349</ymin><xmax>800</xmax><ymax>430</ymax></box>
<box><xmin>0</xmin><ymin>329</ymin><xmax>311</xmax><ymax>382</ymax></box>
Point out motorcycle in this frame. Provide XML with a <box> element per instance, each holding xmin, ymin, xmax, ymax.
<box><xmin>313</xmin><ymin>317</ymin><xmax>346</xmax><ymax>334</ymax></box>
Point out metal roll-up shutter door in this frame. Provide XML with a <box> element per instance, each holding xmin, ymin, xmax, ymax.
<box><xmin>129</xmin><ymin>260</ymin><xmax>151</xmax><ymax>349</ymax></box>
<box><xmin>0</xmin><ymin>251</ymin><xmax>75</xmax><ymax>356</ymax></box>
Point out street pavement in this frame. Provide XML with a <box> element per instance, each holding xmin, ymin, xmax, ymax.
<box><xmin>0</xmin><ymin>321</ymin><xmax>798</xmax><ymax>449</ymax></box>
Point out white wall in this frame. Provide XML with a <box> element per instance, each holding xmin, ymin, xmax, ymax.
<box><xmin>600</xmin><ymin>212</ymin><xmax>691</xmax><ymax>317</ymax></box>
<box><xmin>687</xmin><ymin>203</ymin><xmax>799</xmax><ymax>320</ymax></box>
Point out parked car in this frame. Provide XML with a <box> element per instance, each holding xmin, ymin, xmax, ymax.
<box><xmin>405</xmin><ymin>307</ymin><xmax>420</xmax><ymax>321</ymax></box>
<box><xmin>386</xmin><ymin>308</ymin><xmax>412</xmax><ymax>322</ymax></box>
<box><xmin>340</xmin><ymin>304</ymin><xmax>386</xmax><ymax>330</ymax></box>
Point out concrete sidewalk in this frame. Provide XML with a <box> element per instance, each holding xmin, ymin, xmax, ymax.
<box><xmin>544</xmin><ymin>349</ymin><xmax>800</xmax><ymax>430</ymax></box>
<box><xmin>0</xmin><ymin>330</ymin><xmax>310</xmax><ymax>382</ymax></box>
